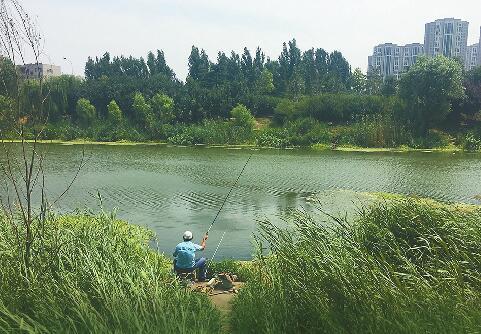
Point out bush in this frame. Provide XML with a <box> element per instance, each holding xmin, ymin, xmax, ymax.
<box><xmin>334</xmin><ymin>114</ymin><xmax>413</xmax><ymax>148</ymax></box>
<box><xmin>231</xmin><ymin>197</ymin><xmax>481</xmax><ymax>333</ymax></box>
<box><xmin>463</xmin><ymin>133</ymin><xmax>481</xmax><ymax>152</ymax></box>
<box><xmin>255</xmin><ymin>128</ymin><xmax>291</xmax><ymax>148</ymax></box>
<box><xmin>285</xmin><ymin>118</ymin><xmax>331</xmax><ymax>146</ymax></box>
<box><xmin>208</xmin><ymin>260</ymin><xmax>254</xmax><ymax>282</ymax></box>
<box><xmin>107</xmin><ymin>100</ymin><xmax>123</xmax><ymax>123</ymax></box>
<box><xmin>76</xmin><ymin>98</ymin><xmax>96</xmax><ymax>127</ymax></box>
<box><xmin>411</xmin><ymin>129</ymin><xmax>452</xmax><ymax>149</ymax></box>
<box><xmin>0</xmin><ymin>212</ymin><xmax>222</xmax><ymax>333</ymax></box>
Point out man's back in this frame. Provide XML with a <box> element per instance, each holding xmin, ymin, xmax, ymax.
<box><xmin>173</xmin><ymin>241</ymin><xmax>202</xmax><ymax>269</ymax></box>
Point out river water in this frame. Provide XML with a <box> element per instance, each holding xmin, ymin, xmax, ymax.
<box><xmin>2</xmin><ymin>144</ymin><xmax>481</xmax><ymax>259</ymax></box>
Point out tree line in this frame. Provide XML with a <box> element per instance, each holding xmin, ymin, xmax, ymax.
<box><xmin>1</xmin><ymin>39</ymin><xmax>481</xmax><ymax>148</ymax></box>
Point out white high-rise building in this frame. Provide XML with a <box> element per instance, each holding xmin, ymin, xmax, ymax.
<box><xmin>478</xmin><ymin>26</ymin><xmax>481</xmax><ymax>66</ymax></box>
<box><xmin>466</xmin><ymin>44</ymin><xmax>479</xmax><ymax>71</ymax></box>
<box><xmin>368</xmin><ymin>43</ymin><xmax>424</xmax><ymax>80</ymax></box>
<box><xmin>424</xmin><ymin>18</ymin><xmax>469</xmax><ymax>62</ymax></box>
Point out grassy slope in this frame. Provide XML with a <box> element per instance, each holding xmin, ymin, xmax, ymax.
<box><xmin>0</xmin><ymin>213</ymin><xmax>221</xmax><ymax>333</ymax></box>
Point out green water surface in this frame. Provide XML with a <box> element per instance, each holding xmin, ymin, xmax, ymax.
<box><xmin>2</xmin><ymin>144</ymin><xmax>480</xmax><ymax>259</ymax></box>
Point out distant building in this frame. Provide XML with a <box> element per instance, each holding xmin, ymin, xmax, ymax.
<box><xmin>466</xmin><ymin>44</ymin><xmax>479</xmax><ymax>71</ymax></box>
<box><xmin>367</xmin><ymin>43</ymin><xmax>424</xmax><ymax>80</ymax></box>
<box><xmin>18</xmin><ymin>63</ymin><xmax>61</xmax><ymax>79</ymax></box>
<box><xmin>479</xmin><ymin>26</ymin><xmax>481</xmax><ymax>67</ymax></box>
<box><xmin>424</xmin><ymin>18</ymin><xmax>469</xmax><ymax>62</ymax></box>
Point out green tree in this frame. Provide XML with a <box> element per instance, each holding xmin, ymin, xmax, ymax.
<box><xmin>107</xmin><ymin>100</ymin><xmax>123</xmax><ymax>123</ymax></box>
<box><xmin>188</xmin><ymin>46</ymin><xmax>211</xmax><ymax>83</ymax></box>
<box><xmin>381</xmin><ymin>76</ymin><xmax>398</xmax><ymax>96</ymax></box>
<box><xmin>0</xmin><ymin>95</ymin><xmax>16</xmax><ymax>129</ymax></box>
<box><xmin>274</xmin><ymin>99</ymin><xmax>297</xmax><ymax>124</ymax></box>
<box><xmin>132</xmin><ymin>92</ymin><xmax>154</xmax><ymax>129</ymax></box>
<box><xmin>327</xmin><ymin>51</ymin><xmax>351</xmax><ymax>91</ymax></box>
<box><xmin>0</xmin><ymin>57</ymin><xmax>17</xmax><ymax>97</ymax></box>
<box><xmin>255</xmin><ymin>69</ymin><xmax>275</xmax><ymax>95</ymax></box>
<box><xmin>399</xmin><ymin>56</ymin><xmax>465</xmax><ymax>135</ymax></box>
<box><xmin>230</xmin><ymin>104</ymin><xmax>255</xmax><ymax>130</ymax></box>
<box><xmin>151</xmin><ymin>93</ymin><xmax>175</xmax><ymax>124</ymax></box>
<box><xmin>76</xmin><ymin>98</ymin><xmax>96</xmax><ymax>126</ymax></box>
<box><xmin>366</xmin><ymin>68</ymin><xmax>383</xmax><ymax>95</ymax></box>
<box><xmin>462</xmin><ymin>66</ymin><xmax>481</xmax><ymax>116</ymax></box>
<box><xmin>351</xmin><ymin>68</ymin><xmax>367</xmax><ymax>94</ymax></box>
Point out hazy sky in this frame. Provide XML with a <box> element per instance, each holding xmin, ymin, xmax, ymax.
<box><xmin>22</xmin><ymin>0</ymin><xmax>481</xmax><ymax>79</ymax></box>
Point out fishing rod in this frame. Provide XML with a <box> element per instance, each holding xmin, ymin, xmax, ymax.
<box><xmin>206</xmin><ymin>154</ymin><xmax>252</xmax><ymax>236</ymax></box>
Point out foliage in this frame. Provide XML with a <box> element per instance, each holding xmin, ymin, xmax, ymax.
<box><xmin>132</xmin><ymin>92</ymin><xmax>154</xmax><ymax>129</ymax></box>
<box><xmin>286</xmin><ymin>94</ymin><xmax>401</xmax><ymax>123</ymax></box>
<box><xmin>107</xmin><ymin>100</ymin><xmax>123</xmax><ymax>123</ymax></box>
<box><xmin>255</xmin><ymin>128</ymin><xmax>291</xmax><ymax>148</ymax></box>
<box><xmin>0</xmin><ymin>95</ymin><xmax>16</xmax><ymax>129</ymax></box>
<box><xmin>167</xmin><ymin>120</ymin><xmax>252</xmax><ymax>146</ymax></box>
<box><xmin>151</xmin><ymin>92</ymin><xmax>175</xmax><ymax>124</ymax></box>
<box><xmin>463</xmin><ymin>132</ymin><xmax>481</xmax><ymax>152</ymax></box>
<box><xmin>351</xmin><ymin>68</ymin><xmax>367</xmax><ymax>94</ymax></box>
<box><xmin>231</xmin><ymin>198</ymin><xmax>481</xmax><ymax>333</ymax></box>
<box><xmin>0</xmin><ymin>41</ymin><xmax>480</xmax><ymax>151</ymax></box>
<box><xmin>230</xmin><ymin>104</ymin><xmax>255</xmax><ymax>129</ymax></box>
<box><xmin>0</xmin><ymin>212</ymin><xmax>221</xmax><ymax>333</ymax></box>
<box><xmin>75</xmin><ymin>98</ymin><xmax>96</xmax><ymax>127</ymax></box>
<box><xmin>255</xmin><ymin>69</ymin><xmax>275</xmax><ymax>94</ymax></box>
<box><xmin>207</xmin><ymin>260</ymin><xmax>254</xmax><ymax>282</ymax></box>
<box><xmin>0</xmin><ymin>57</ymin><xmax>17</xmax><ymax>97</ymax></box>
<box><xmin>460</xmin><ymin>66</ymin><xmax>481</xmax><ymax>117</ymax></box>
<box><xmin>399</xmin><ymin>56</ymin><xmax>465</xmax><ymax>135</ymax></box>
<box><xmin>333</xmin><ymin>114</ymin><xmax>412</xmax><ymax>148</ymax></box>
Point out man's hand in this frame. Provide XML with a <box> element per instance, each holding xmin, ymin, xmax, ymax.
<box><xmin>200</xmin><ymin>234</ymin><xmax>208</xmax><ymax>249</ymax></box>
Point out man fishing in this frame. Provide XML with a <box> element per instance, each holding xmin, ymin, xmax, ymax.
<box><xmin>173</xmin><ymin>231</ymin><xmax>208</xmax><ymax>281</ymax></box>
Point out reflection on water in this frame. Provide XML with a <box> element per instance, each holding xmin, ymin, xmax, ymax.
<box><xmin>1</xmin><ymin>144</ymin><xmax>481</xmax><ymax>259</ymax></box>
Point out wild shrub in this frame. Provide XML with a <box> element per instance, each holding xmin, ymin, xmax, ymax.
<box><xmin>463</xmin><ymin>133</ymin><xmax>481</xmax><ymax>152</ymax></box>
<box><xmin>255</xmin><ymin>128</ymin><xmax>291</xmax><ymax>148</ymax></box>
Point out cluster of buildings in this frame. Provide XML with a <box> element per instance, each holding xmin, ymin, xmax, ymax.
<box><xmin>368</xmin><ymin>18</ymin><xmax>481</xmax><ymax>80</ymax></box>
<box><xmin>18</xmin><ymin>63</ymin><xmax>62</xmax><ymax>79</ymax></box>
<box><xmin>0</xmin><ymin>48</ymin><xmax>62</xmax><ymax>79</ymax></box>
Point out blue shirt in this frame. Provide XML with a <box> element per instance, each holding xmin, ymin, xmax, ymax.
<box><xmin>173</xmin><ymin>241</ymin><xmax>203</xmax><ymax>269</ymax></box>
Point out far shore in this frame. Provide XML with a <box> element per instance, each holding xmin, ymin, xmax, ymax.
<box><xmin>1</xmin><ymin>138</ymin><xmax>478</xmax><ymax>154</ymax></box>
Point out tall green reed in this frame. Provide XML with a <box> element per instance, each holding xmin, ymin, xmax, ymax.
<box><xmin>0</xmin><ymin>211</ymin><xmax>221</xmax><ymax>333</ymax></box>
<box><xmin>231</xmin><ymin>197</ymin><xmax>481</xmax><ymax>333</ymax></box>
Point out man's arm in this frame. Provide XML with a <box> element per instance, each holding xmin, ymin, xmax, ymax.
<box><xmin>199</xmin><ymin>234</ymin><xmax>208</xmax><ymax>251</ymax></box>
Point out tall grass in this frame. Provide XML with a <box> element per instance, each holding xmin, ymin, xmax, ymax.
<box><xmin>0</xmin><ymin>212</ymin><xmax>221</xmax><ymax>333</ymax></box>
<box><xmin>231</xmin><ymin>197</ymin><xmax>481</xmax><ymax>333</ymax></box>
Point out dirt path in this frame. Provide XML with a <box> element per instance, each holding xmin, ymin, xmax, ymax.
<box><xmin>193</xmin><ymin>282</ymin><xmax>244</xmax><ymax>333</ymax></box>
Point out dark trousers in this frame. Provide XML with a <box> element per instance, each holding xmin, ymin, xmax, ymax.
<box><xmin>174</xmin><ymin>257</ymin><xmax>207</xmax><ymax>280</ymax></box>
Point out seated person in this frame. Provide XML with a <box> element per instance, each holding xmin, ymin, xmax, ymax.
<box><xmin>173</xmin><ymin>231</ymin><xmax>208</xmax><ymax>281</ymax></box>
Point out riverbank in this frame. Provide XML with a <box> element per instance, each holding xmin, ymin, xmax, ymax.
<box><xmin>0</xmin><ymin>212</ymin><xmax>222</xmax><ymax>333</ymax></box>
<box><xmin>229</xmin><ymin>196</ymin><xmax>481</xmax><ymax>333</ymax></box>
<box><xmin>2</xmin><ymin>195</ymin><xmax>481</xmax><ymax>333</ymax></box>
<box><xmin>2</xmin><ymin>138</ymin><xmax>478</xmax><ymax>153</ymax></box>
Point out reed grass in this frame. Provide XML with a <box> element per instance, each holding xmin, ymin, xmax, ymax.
<box><xmin>0</xmin><ymin>212</ymin><xmax>221</xmax><ymax>333</ymax></box>
<box><xmin>231</xmin><ymin>197</ymin><xmax>481</xmax><ymax>333</ymax></box>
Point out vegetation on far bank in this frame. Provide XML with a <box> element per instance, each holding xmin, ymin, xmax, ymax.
<box><xmin>1</xmin><ymin>41</ymin><xmax>481</xmax><ymax>151</ymax></box>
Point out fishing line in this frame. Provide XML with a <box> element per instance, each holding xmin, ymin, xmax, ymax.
<box><xmin>210</xmin><ymin>231</ymin><xmax>227</xmax><ymax>261</ymax></box>
<box><xmin>206</xmin><ymin>154</ymin><xmax>252</xmax><ymax>235</ymax></box>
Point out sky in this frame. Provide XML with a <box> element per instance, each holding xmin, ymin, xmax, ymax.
<box><xmin>21</xmin><ymin>0</ymin><xmax>481</xmax><ymax>79</ymax></box>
